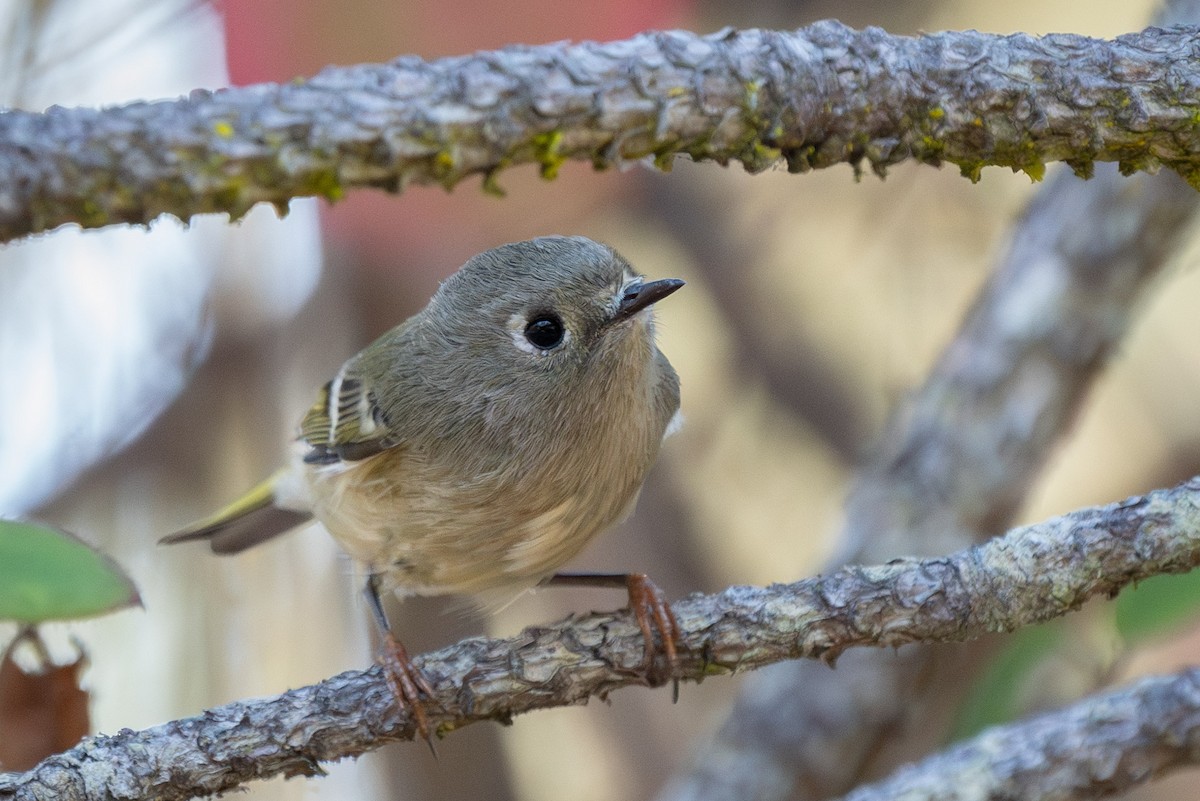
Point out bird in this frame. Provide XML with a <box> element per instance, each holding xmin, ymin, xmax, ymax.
<box><xmin>161</xmin><ymin>235</ymin><xmax>684</xmax><ymax>741</ymax></box>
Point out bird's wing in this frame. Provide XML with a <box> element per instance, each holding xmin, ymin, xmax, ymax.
<box><xmin>299</xmin><ymin>361</ymin><xmax>399</xmax><ymax>464</ymax></box>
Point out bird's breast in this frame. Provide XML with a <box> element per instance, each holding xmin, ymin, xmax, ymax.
<box><xmin>299</xmin><ymin>356</ymin><xmax>671</xmax><ymax>601</ymax></box>
<box><xmin>299</xmin><ymin>441</ymin><xmax>645</xmax><ymax>599</ymax></box>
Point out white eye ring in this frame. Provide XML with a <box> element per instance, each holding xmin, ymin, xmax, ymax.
<box><xmin>508</xmin><ymin>312</ymin><xmax>571</xmax><ymax>356</ymax></box>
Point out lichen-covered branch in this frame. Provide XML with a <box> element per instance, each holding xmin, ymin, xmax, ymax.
<box><xmin>660</xmin><ymin>5</ymin><xmax>1200</xmax><ymax>792</ymax></box>
<box><xmin>834</xmin><ymin>666</ymin><xmax>1200</xmax><ymax>801</ymax></box>
<box><xmin>4</xmin><ymin>22</ymin><xmax>1200</xmax><ymax>242</ymax></box>
<box><xmin>662</xmin><ymin>168</ymin><xmax>1200</xmax><ymax>801</ymax></box>
<box><xmin>4</xmin><ymin>478</ymin><xmax>1200</xmax><ymax>801</ymax></box>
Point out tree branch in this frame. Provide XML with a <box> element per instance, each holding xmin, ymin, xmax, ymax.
<box><xmin>4</xmin><ymin>477</ymin><xmax>1200</xmax><ymax>801</ymax></box>
<box><xmin>834</xmin><ymin>666</ymin><xmax>1200</xmax><ymax>801</ymax></box>
<box><xmin>4</xmin><ymin>22</ymin><xmax>1200</xmax><ymax>243</ymax></box>
<box><xmin>658</xmin><ymin>3</ymin><xmax>1200</xmax><ymax>795</ymax></box>
<box><xmin>663</xmin><ymin>165</ymin><xmax>1200</xmax><ymax>801</ymax></box>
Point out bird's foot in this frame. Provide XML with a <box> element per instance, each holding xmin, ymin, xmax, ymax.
<box><xmin>544</xmin><ymin>570</ymin><xmax>682</xmax><ymax>695</ymax></box>
<box><xmin>624</xmin><ymin>573</ymin><xmax>680</xmax><ymax>692</ymax></box>
<box><xmin>378</xmin><ymin>632</ymin><xmax>437</xmax><ymax>750</ymax></box>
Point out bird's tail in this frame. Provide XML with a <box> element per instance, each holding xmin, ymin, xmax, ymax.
<box><xmin>159</xmin><ymin>470</ymin><xmax>312</xmax><ymax>554</ymax></box>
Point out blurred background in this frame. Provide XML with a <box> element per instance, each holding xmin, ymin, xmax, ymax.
<box><xmin>4</xmin><ymin>0</ymin><xmax>1200</xmax><ymax>799</ymax></box>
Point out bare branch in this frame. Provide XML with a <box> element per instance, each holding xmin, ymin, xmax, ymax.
<box><xmin>651</xmin><ymin>13</ymin><xmax>1200</xmax><ymax>801</ymax></box>
<box><xmin>4</xmin><ymin>477</ymin><xmax>1200</xmax><ymax>801</ymax></box>
<box><xmin>4</xmin><ymin>22</ymin><xmax>1200</xmax><ymax>242</ymax></box>
<box><xmin>834</xmin><ymin>667</ymin><xmax>1200</xmax><ymax>801</ymax></box>
<box><xmin>662</xmin><ymin>166</ymin><xmax>1200</xmax><ymax>801</ymax></box>
<box><xmin>654</xmin><ymin>4</ymin><xmax>1200</xmax><ymax>799</ymax></box>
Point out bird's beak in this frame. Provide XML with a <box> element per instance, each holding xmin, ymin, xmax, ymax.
<box><xmin>612</xmin><ymin>278</ymin><xmax>685</xmax><ymax>321</ymax></box>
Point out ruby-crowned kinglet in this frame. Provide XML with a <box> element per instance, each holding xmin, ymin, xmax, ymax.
<box><xmin>163</xmin><ymin>236</ymin><xmax>684</xmax><ymax>738</ymax></box>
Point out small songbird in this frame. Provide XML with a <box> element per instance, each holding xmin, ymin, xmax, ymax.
<box><xmin>162</xmin><ymin>236</ymin><xmax>684</xmax><ymax>739</ymax></box>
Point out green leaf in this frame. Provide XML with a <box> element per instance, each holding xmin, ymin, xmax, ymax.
<box><xmin>0</xmin><ymin>520</ymin><xmax>140</xmax><ymax>623</ymax></box>
<box><xmin>1115</xmin><ymin>568</ymin><xmax>1200</xmax><ymax>643</ymax></box>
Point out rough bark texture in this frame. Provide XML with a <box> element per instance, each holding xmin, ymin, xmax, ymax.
<box><xmin>659</xmin><ymin>166</ymin><xmax>1200</xmax><ymax>801</ymax></box>
<box><xmin>834</xmin><ymin>668</ymin><xmax>1200</xmax><ymax>801</ymax></box>
<box><xmin>3</xmin><ymin>22</ymin><xmax>1200</xmax><ymax>242</ymax></box>
<box><xmin>657</xmin><ymin>5</ymin><xmax>1200</xmax><ymax>798</ymax></box>
<box><xmin>4</xmin><ymin>478</ymin><xmax>1200</xmax><ymax>801</ymax></box>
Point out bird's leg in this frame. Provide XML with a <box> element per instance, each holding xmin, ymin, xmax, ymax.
<box><xmin>365</xmin><ymin>574</ymin><xmax>437</xmax><ymax>747</ymax></box>
<box><xmin>545</xmin><ymin>572</ymin><xmax>680</xmax><ymax>690</ymax></box>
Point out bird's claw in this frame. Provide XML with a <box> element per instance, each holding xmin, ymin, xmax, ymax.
<box><xmin>379</xmin><ymin>632</ymin><xmax>438</xmax><ymax>751</ymax></box>
<box><xmin>625</xmin><ymin>573</ymin><xmax>680</xmax><ymax>691</ymax></box>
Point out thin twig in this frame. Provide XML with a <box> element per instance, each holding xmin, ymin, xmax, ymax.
<box><xmin>834</xmin><ymin>667</ymin><xmax>1200</xmax><ymax>801</ymax></box>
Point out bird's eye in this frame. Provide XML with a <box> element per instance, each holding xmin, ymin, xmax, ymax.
<box><xmin>524</xmin><ymin>314</ymin><xmax>565</xmax><ymax>350</ymax></box>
